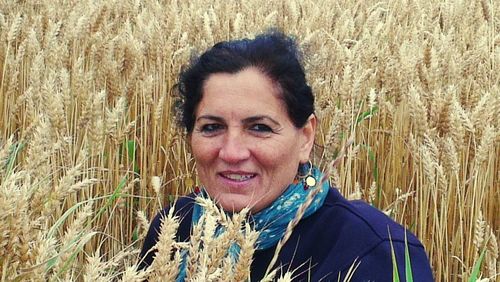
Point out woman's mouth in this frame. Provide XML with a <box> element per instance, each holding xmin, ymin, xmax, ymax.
<box><xmin>219</xmin><ymin>172</ymin><xmax>257</xmax><ymax>182</ymax></box>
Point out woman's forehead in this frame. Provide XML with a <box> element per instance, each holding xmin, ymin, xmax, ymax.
<box><xmin>197</xmin><ymin>68</ymin><xmax>289</xmax><ymax>120</ymax></box>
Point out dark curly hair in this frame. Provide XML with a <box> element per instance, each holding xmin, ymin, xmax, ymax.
<box><xmin>177</xmin><ymin>30</ymin><xmax>314</xmax><ymax>133</ymax></box>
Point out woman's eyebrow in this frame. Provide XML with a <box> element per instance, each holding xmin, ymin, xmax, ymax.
<box><xmin>196</xmin><ymin>115</ymin><xmax>225</xmax><ymax>123</ymax></box>
<box><xmin>243</xmin><ymin>115</ymin><xmax>280</xmax><ymax>126</ymax></box>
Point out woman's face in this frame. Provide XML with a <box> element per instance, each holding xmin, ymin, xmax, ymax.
<box><xmin>190</xmin><ymin>67</ymin><xmax>316</xmax><ymax>213</ymax></box>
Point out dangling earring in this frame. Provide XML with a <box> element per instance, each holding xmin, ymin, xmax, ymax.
<box><xmin>297</xmin><ymin>160</ymin><xmax>317</xmax><ymax>188</ymax></box>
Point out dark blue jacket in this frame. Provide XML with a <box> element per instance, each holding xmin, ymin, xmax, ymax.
<box><xmin>140</xmin><ymin>188</ymin><xmax>434</xmax><ymax>281</ymax></box>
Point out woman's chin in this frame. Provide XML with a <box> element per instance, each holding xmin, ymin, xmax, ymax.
<box><xmin>216</xmin><ymin>194</ymin><xmax>258</xmax><ymax>213</ymax></box>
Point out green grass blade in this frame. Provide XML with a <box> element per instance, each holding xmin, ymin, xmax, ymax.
<box><xmin>356</xmin><ymin>105</ymin><xmax>379</xmax><ymax>124</ymax></box>
<box><xmin>47</xmin><ymin>201</ymin><xmax>87</xmax><ymax>238</ymax></box>
<box><xmin>52</xmin><ymin>231</ymin><xmax>98</xmax><ymax>278</ymax></box>
<box><xmin>5</xmin><ymin>142</ymin><xmax>25</xmax><ymax>176</ymax></box>
<box><xmin>126</xmin><ymin>140</ymin><xmax>139</xmax><ymax>174</ymax></box>
<box><xmin>388</xmin><ymin>228</ymin><xmax>400</xmax><ymax>282</ymax></box>
<box><xmin>94</xmin><ymin>175</ymin><xmax>128</xmax><ymax>219</ymax></box>
<box><xmin>469</xmin><ymin>248</ymin><xmax>486</xmax><ymax>282</ymax></box>
<box><xmin>404</xmin><ymin>231</ymin><xmax>413</xmax><ymax>282</ymax></box>
<box><xmin>132</xmin><ymin>226</ymin><xmax>139</xmax><ymax>241</ymax></box>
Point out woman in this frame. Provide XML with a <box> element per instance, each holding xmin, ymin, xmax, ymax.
<box><xmin>140</xmin><ymin>31</ymin><xmax>433</xmax><ymax>281</ymax></box>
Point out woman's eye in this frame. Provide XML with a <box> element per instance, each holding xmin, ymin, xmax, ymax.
<box><xmin>250</xmin><ymin>124</ymin><xmax>273</xmax><ymax>133</ymax></box>
<box><xmin>200</xmin><ymin>124</ymin><xmax>224</xmax><ymax>134</ymax></box>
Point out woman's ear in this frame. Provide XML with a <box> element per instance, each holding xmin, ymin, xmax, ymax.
<box><xmin>299</xmin><ymin>114</ymin><xmax>317</xmax><ymax>163</ymax></box>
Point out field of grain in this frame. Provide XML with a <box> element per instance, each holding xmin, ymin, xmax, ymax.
<box><xmin>0</xmin><ymin>0</ymin><xmax>498</xmax><ymax>281</ymax></box>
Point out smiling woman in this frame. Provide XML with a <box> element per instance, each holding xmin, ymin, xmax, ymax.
<box><xmin>191</xmin><ymin>67</ymin><xmax>316</xmax><ymax>213</ymax></box>
<box><xmin>139</xmin><ymin>31</ymin><xmax>434</xmax><ymax>281</ymax></box>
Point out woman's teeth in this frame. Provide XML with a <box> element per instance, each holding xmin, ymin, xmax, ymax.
<box><xmin>222</xmin><ymin>173</ymin><xmax>255</xmax><ymax>181</ymax></box>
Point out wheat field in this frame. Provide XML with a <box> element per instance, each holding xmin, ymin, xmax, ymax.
<box><xmin>0</xmin><ymin>0</ymin><xmax>498</xmax><ymax>281</ymax></box>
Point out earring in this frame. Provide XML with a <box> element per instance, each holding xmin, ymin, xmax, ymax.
<box><xmin>297</xmin><ymin>160</ymin><xmax>317</xmax><ymax>188</ymax></box>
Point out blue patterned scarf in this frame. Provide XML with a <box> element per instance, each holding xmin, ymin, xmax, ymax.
<box><xmin>176</xmin><ymin>166</ymin><xmax>329</xmax><ymax>281</ymax></box>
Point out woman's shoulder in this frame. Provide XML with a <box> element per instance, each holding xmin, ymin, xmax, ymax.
<box><xmin>138</xmin><ymin>193</ymin><xmax>197</xmax><ymax>269</ymax></box>
<box><xmin>321</xmin><ymin>187</ymin><xmax>423</xmax><ymax>246</ymax></box>
<box><xmin>153</xmin><ymin>193</ymin><xmax>196</xmax><ymax>218</ymax></box>
<box><xmin>306</xmin><ymin>187</ymin><xmax>433</xmax><ymax>280</ymax></box>
<box><xmin>151</xmin><ymin>194</ymin><xmax>196</xmax><ymax>235</ymax></box>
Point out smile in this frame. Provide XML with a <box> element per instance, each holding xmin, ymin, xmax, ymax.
<box><xmin>219</xmin><ymin>173</ymin><xmax>256</xmax><ymax>182</ymax></box>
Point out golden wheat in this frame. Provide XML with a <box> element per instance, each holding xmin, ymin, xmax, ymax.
<box><xmin>0</xmin><ymin>0</ymin><xmax>498</xmax><ymax>281</ymax></box>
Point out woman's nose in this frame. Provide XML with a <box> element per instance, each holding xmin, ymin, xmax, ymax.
<box><xmin>218</xmin><ymin>131</ymin><xmax>251</xmax><ymax>164</ymax></box>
